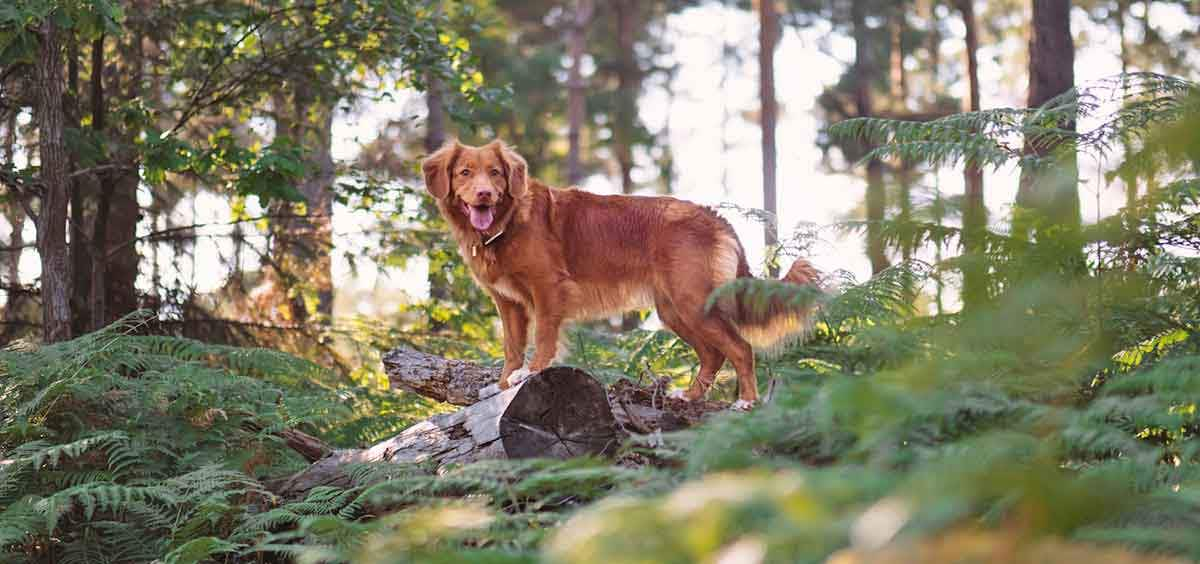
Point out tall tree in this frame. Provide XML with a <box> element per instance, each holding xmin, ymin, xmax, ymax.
<box><xmin>566</xmin><ymin>0</ymin><xmax>594</xmax><ymax>185</ymax></box>
<box><xmin>1</xmin><ymin>115</ymin><xmax>26</xmax><ymax>342</ymax></box>
<box><xmin>758</xmin><ymin>0</ymin><xmax>780</xmax><ymax>276</ymax></box>
<box><xmin>851</xmin><ymin>0</ymin><xmax>890</xmax><ymax>275</ymax></box>
<box><xmin>35</xmin><ymin>17</ymin><xmax>73</xmax><ymax>342</ymax></box>
<box><xmin>958</xmin><ymin>0</ymin><xmax>988</xmax><ymax>310</ymax></box>
<box><xmin>89</xmin><ymin>24</ymin><xmax>143</xmax><ymax>330</ymax></box>
<box><xmin>1014</xmin><ymin>0</ymin><xmax>1079</xmax><ymax>244</ymax></box>
<box><xmin>611</xmin><ymin>0</ymin><xmax>640</xmax><ymax>194</ymax></box>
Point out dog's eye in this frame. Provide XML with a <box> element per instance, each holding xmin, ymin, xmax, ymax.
<box><xmin>489</xmin><ymin>169</ymin><xmax>501</xmax><ymax>177</ymax></box>
<box><xmin>459</xmin><ymin>169</ymin><xmax>471</xmax><ymax>177</ymax></box>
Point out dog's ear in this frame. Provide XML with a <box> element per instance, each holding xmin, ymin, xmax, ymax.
<box><xmin>422</xmin><ymin>141</ymin><xmax>460</xmax><ymax>200</ymax></box>
<box><xmin>497</xmin><ymin>143</ymin><xmax>528</xmax><ymax>199</ymax></box>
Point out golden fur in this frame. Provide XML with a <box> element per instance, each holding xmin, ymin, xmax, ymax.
<box><xmin>422</xmin><ymin>140</ymin><xmax>819</xmax><ymax>403</ymax></box>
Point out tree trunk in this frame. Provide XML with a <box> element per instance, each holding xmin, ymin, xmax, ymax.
<box><xmin>67</xmin><ymin>36</ymin><xmax>92</xmax><ymax>335</ymax></box>
<box><xmin>758</xmin><ymin>0</ymin><xmax>779</xmax><ymax>277</ymax></box>
<box><xmin>852</xmin><ymin>0</ymin><xmax>890</xmax><ymax>276</ymax></box>
<box><xmin>90</xmin><ymin>31</ymin><xmax>142</xmax><ymax>330</ymax></box>
<box><xmin>566</xmin><ymin>0</ymin><xmax>594</xmax><ymax>186</ymax></box>
<box><xmin>424</xmin><ymin>76</ymin><xmax>446</xmax><ymax>153</ymax></box>
<box><xmin>424</xmin><ymin>76</ymin><xmax>451</xmax><ymax>330</ymax></box>
<box><xmin>268</xmin><ymin>90</ymin><xmax>336</xmax><ymax>324</ymax></box>
<box><xmin>1014</xmin><ymin>0</ymin><xmax>1079</xmax><ymax>244</ymax></box>
<box><xmin>36</xmin><ymin>18</ymin><xmax>73</xmax><ymax>343</ymax></box>
<box><xmin>889</xmin><ymin>9</ymin><xmax>907</xmax><ymax>102</ymax></box>
<box><xmin>612</xmin><ymin>0</ymin><xmax>639</xmax><ymax>196</ymax></box>
<box><xmin>926</xmin><ymin>0</ymin><xmax>942</xmax><ymax>95</ymax></box>
<box><xmin>1</xmin><ymin>115</ymin><xmax>26</xmax><ymax>341</ymax></box>
<box><xmin>959</xmin><ymin>0</ymin><xmax>988</xmax><ymax>311</ymax></box>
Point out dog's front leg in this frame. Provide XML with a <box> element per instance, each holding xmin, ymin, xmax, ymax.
<box><xmin>493</xmin><ymin>295</ymin><xmax>530</xmax><ymax>390</ymax></box>
<box><xmin>527</xmin><ymin>285</ymin><xmax>567</xmax><ymax>374</ymax></box>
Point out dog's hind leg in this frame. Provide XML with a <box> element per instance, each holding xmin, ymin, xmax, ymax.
<box><xmin>656</xmin><ymin>296</ymin><xmax>726</xmax><ymax>401</ymax></box>
<box><xmin>672</xmin><ymin>299</ymin><xmax>758</xmax><ymax>406</ymax></box>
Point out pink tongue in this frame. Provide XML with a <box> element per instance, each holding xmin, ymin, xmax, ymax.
<box><xmin>469</xmin><ymin>206</ymin><xmax>495</xmax><ymax>231</ymax></box>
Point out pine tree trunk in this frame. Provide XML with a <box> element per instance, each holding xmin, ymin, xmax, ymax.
<box><xmin>424</xmin><ymin>76</ymin><xmax>446</xmax><ymax>153</ymax></box>
<box><xmin>566</xmin><ymin>0</ymin><xmax>593</xmax><ymax>186</ymax></box>
<box><xmin>610</xmin><ymin>0</ymin><xmax>643</xmax><ymax>330</ymax></box>
<box><xmin>91</xmin><ymin>31</ymin><xmax>142</xmax><ymax>330</ymax></box>
<box><xmin>268</xmin><ymin>90</ymin><xmax>336</xmax><ymax>323</ymax></box>
<box><xmin>852</xmin><ymin>0</ymin><xmax>890</xmax><ymax>276</ymax></box>
<box><xmin>1014</xmin><ymin>0</ymin><xmax>1079</xmax><ymax>244</ymax></box>
<box><xmin>758</xmin><ymin>0</ymin><xmax>779</xmax><ymax>277</ymax></box>
<box><xmin>36</xmin><ymin>19</ymin><xmax>73</xmax><ymax>343</ymax></box>
<box><xmin>1</xmin><ymin>115</ymin><xmax>25</xmax><ymax>341</ymax></box>
<box><xmin>612</xmin><ymin>0</ymin><xmax>638</xmax><ymax>196</ymax></box>
<box><xmin>424</xmin><ymin>76</ymin><xmax>451</xmax><ymax>330</ymax></box>
<box><xmin>67</xmin><ymin>37</ymin><xmax>93</xmax><ymax>335</ymax></box>
<box><xmin>959</xmin><ymin>0</ymin><xmax>988</xmax><ymax>311</ymax></box>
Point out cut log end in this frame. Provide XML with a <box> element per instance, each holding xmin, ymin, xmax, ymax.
<box><xmin>501</xmin><ymin>367</ymin><xmax>619</xmax><ymax>458</ymax></box>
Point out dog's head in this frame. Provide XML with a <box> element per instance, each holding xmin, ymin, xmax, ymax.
<box><xmin>422</xmin><ymin>140</ymin><xmax>527</xmax><ymax>233</ymax></box>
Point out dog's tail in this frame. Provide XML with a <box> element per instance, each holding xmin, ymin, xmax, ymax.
<box><xmin>725</xmin><ymin>255</ymin><xmax>823</xmax><ymax>354</ymax></box>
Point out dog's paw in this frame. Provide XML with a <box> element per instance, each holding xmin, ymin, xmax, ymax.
<box><xmin>667</xmin><ymin>389</ymin><xmax>689</xmax><ymax>401</ymax></box>
<box><xmin>507</xmin><ymin>367</ymin><xmax>535</xmax><ymax>386</ymax></box>
<box><xmin>730</xmin><ymin>399</ymin><xmax>757</xmax><ymax>412</ymax></box>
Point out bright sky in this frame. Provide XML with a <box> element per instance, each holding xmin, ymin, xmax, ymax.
<box><xmin>3</xmin><ymin>2</ymin><xmax>1196</xmax><ymax>318</ymax></box>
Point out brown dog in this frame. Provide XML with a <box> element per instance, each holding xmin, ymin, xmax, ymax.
<box><xmin>422</xmin><ymin>140</ymin><xmax>818</xmax><ymax>408</ymax></box>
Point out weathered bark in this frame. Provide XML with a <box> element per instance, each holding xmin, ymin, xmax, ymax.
<box><xmin>566</xmin><ymin>0</ymin><xmax>594</xmax><ymax>186</ymax></box>
<box><xmin>959</xmin><ymin>0</ymin><xmax>988</xmax><ymax>311</ymax></box>
<box><xmin>758</xmin><ymin>0</ymin><xmax>779</xmax><ymax>277</ymax></box>
<box><xmin>277</xmin><ymin>354</ymin><xmax>728</xmax><ymax>497</ymax></box>
<box><xmin>36</xmin><ymin>18</ymin><xmax>74</xmax><ymax>343</ymax></box>
<box><xmin>273</xmin><ymin>367</ymin><xmax>621</xmax><ymax>497</ymax></box>
<box><xmin>1014</xmin><ymin>0</ymin><xmax>1079</xmax><ymax>243</ymax></box>
<box><xmin>383</xmin><ymin>346</ymin><xmax>501</xmax><ymax>406</ymax></box>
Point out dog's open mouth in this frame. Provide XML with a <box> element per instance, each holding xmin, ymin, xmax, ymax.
<box><xmin>464</xmin><ymin>203</ymin><xmax>495</xmax><ymax>231</ymax></box>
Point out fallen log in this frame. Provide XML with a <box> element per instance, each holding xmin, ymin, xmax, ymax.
<box><xmin>273</xmin><ymin>366</ymin><xmax>621</xmax><ymax>497</ymax></box>
<box><xmin>382</xmin><ymin>347</ymin><xmax>499</xmax><ymax>406</ymax></box>
<box><xmin>274</xmin><ymin>351</ymin><xmax>728</xmax><ymax>498</ymax></box>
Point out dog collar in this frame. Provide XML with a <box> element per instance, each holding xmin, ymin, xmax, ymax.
<box><xmin>472</xmin><ymin>229</ymin><xmax>505</xmax><ymax>257</ymax></box>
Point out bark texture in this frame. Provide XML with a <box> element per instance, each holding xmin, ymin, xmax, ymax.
<box><xmin>36</xmin><ymin>19</ymin><xmax>73</xmax><ymax>343</ymax></box>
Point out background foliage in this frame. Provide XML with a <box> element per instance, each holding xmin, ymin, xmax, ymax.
<box><xmin>3</xmin><ymin>0</ymin><xmax>1200</xmax><ymax>563</ymax></box>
